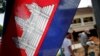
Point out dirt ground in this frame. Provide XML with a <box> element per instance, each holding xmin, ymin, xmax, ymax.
<box><xmin>73</xmin><ymin>36</ymin><xmax>100</xmax><ymax>56</ymax></box>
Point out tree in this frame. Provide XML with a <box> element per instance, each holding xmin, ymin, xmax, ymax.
<box><xmin>0</xmin><ymin>25</ymin><xmax>3</xmax><ymax>36</ymax></box>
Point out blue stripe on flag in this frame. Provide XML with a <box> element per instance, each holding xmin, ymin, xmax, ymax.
<box><xmin>38</xmin><ymin>0</ymin><xmax>80</xmax><ymax>56</ymax></box>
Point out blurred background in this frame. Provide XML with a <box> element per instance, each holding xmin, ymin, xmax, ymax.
<box><xmin>0</xmin><ymin>0</ymin><xmax>99</xmax><ymax>56</ymax></box>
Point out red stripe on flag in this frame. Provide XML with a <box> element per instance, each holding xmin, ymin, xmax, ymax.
<box><xmin>34</xmin><ymin>1</ymin><xmax>59</xmax><ymax>56</ymax></box>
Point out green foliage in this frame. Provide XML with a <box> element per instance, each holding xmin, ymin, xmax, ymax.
<box><xmin>0</xmin><ymin>25</ymin><xmax>3</xmax><ymax>36</ymax></box>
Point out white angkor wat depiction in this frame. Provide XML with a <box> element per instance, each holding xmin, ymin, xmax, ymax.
<box><xmin>13</xmin><ymin>3</ymin><xmax>54</xmax><ymax>56</ymax></box>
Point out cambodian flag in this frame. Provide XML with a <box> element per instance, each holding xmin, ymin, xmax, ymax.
<box><xmin>38</xmin><ymin>0</ymin><xmax>80</xmax><ymax>56</ymax></box>
<box><xmin>1</xmin><ymin>0</ymin><xmax>80</xmax><ymax>56</ymax></box>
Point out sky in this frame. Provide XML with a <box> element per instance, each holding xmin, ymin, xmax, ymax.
<box><xmin>78</xmin><ymin>0</ymin><xmax>92</xmax><ymax>8</ymax></box>
<box><xmin>0</xmin><ymin>0</ymin><xmax>92</xmax><ymax>26</ymax></box>
<box><xmin>0</xmin><ymin>13</ymin><xmax>5</xmax><ymax>26</ymax></box>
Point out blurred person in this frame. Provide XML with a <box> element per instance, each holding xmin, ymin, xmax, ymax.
<box><xmin>78</xmin><ymin>31</ymin><xmax>89</xmax><ymax>56</ymax></box>
<box><xmin>61</xmin><ymin>33</ymin><xmax>75</xmax><ymax>56</ymax></box>
<box><xmin>72</xmin><ymin>30</ymin><xmax>78</xmax><ymax>42</ymax></box>
<box><xmin>90</xmin><ymin>25</ymin><xmax>98</xmax><ymax>37</ymax></box>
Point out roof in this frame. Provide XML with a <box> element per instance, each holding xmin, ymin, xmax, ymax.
<box><xmin>75</xmin><ymin>7</ymin><xmax>93</xmax><ymax>15</ymax></box>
